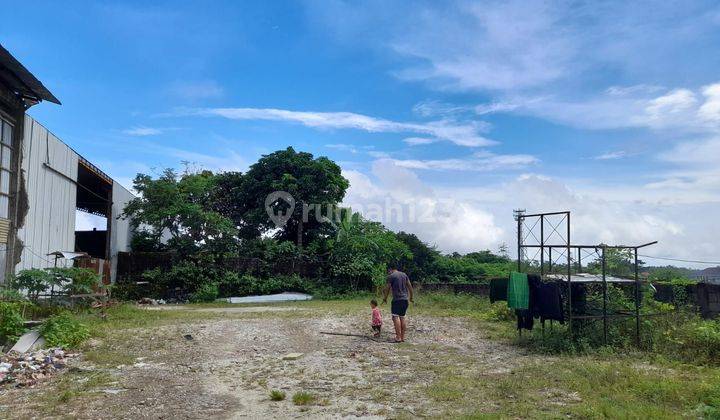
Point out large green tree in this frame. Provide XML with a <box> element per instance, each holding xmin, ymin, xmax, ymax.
<box><xmin>241</xmin><ymin>147</ymin><xmax>349</xmax><ymax>247</ymax></box>
<box><xmin>122</xmin><ymin>169</ymin><xmax>237</xmax><ymax>256</ymax></box>
<box><xmin>327</xmin><ymin>213</ymin><xmax>411</xmax><ymax>290</ymax></box>
<box><xmin>396</xmin><ymin>231</ymin><xmax>440</xmax><ymax>282</ymax></box>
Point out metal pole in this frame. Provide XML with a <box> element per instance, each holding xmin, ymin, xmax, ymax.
<box><xmin>577</xmin><ymin>248</ymin><xmax>582</xmax><ymax>272</ymax></box>
<box><xmin>517</xmin><ymin>216</ymin><xmax>522</xmax><ymax>272</ymax></box>
<box><xmin>540</xmin><ymin>215</ymin><xmax>544</xmax><ymax>277</ymax></box>
<box><xmin>567</xmin><ymin>212</ymin><xmax>572</xmax><ymax>338</ymax></box>
<box><xmin>549</xmin><ymin>247</ymin><xmax>553</xmax><ymax>273</ymax></box>
<box><xmin>634</xmin><ymin>248</ymin><xmax>640</xmax><ymax>347</ymax></box>
<box><xmin>602</xmin><ymin>246</ymin><xmax>608</xmax><ymax>345</ymax></box>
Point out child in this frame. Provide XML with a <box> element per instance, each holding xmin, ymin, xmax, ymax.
<box><xmin>370</xmin><ymin>299</ymin><xmax>382</xmax><ymax>337</ymax></box>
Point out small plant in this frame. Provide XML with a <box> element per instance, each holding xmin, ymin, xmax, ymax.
<box><xmin>269</xmin><ymin>390</ymin><xmax>286</xmax><ymax>401</ymax></box>
<box><xmin>483</xmin><ymin>301</ymin><xmax>516</xmax><ymax>322</ymax></box>
<box><xmin>190</xmin><ymin>282</ymin><xmax>219</xmax><ymax>303</ymax></box>
<box><xmin>292</xmin><ymin>391</ymin><xmax>316</xmax><ymax>406</ymax></box>
<box><xmin>0</xmin><ymin>302</ymin><xmax>26</xmax><ymax>343</ymax></box>
<box><xmin>40</xmin><ymin>312</ymin><xmax>90</xmax><ymax>348</ymax></box>
<box><xmin>50</xmin><ymin>267</ymin><xmax>100</xmax><ymax>295</ymax></box>
<box><xmin>0</xmin><ymin>286</ymin><xmax>25</xmax><ymax>301</ymax></box>
<box><xmin>12</xmin><ymin>269</ymin><xmax>54</xmax><ymax>300</ymax></box>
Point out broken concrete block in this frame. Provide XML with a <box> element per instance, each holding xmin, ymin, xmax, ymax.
<box><xmin>282</xmin><ymin>353</ymin><xmax>304</xmax><ymax>360</ymax></box>
<box><xmin>10</xmin><ymin>331</ymin><xmax>42</xmax><ymax>353</ymax></box>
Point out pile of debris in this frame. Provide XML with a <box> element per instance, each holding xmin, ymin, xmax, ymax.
<box><xmin>0</xmin><ymin>348</ymin><xmax>77</xmax><ymax>388</ymax></box>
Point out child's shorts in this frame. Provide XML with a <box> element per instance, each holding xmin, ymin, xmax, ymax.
<box><xmin>372</xmin><ymin>325</ymin><xmax>381</xmax><ymax>333</ymax></box>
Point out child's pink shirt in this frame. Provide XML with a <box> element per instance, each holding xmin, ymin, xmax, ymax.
<box><xmin>372</xmin><ymin>307</ymin><xmax>382</xmax><ymax>326</ymax></box>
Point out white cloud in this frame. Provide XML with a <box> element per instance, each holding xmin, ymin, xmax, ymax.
<box><xmin>387</xmin><ymin>152</ymin><xmax>538</xmax><ymax>172</ymax></box>
<box><xmin>341</xmin><ymin>162</ymin><xmax>719</xmax><ymax>266</ymax></box>
<box><xmin>123</xmin><ymin>126</ymin><xmax>164</xmax><ymax>136</ymax></box>
<box><xmin>388</xmin><ymin>1</ymin><xmax>573</xmax><ymax>91</ymax></box>
<box><xmin>193</xmin><ymin>107</ymin><xmax>496</xmax><ymax>147</ymax></box>
<box><xmin>143</xmin><ymin>143</ymin><xmax>248</xmax><ymax>173</ymax></box>
<box><xmin>594</xmin><ymin>151</ymin><xmax>627</xmax><ymax>160</ymax></box>
<box><xmin>698</xmin><ymin>83</ymin><xmax>720</xmax><ymax>122</ymax></box>
<box><xmin>476</xmin><ymin>82</ymin><xmax>720</xmax><ymax>132</ymax></box>
<box><xmin>342</xmin><ymin>162</ymin><xmax>504</xmax><ymax>253</ymax></box>
<box><xmin>310</xmin><ymin>1</ymin><xmax>720</xmax><ymax>95</ymax></box>
<box><xmin>402</xmin><ymin>137</ymin><xmax>437</xmax><ymax>146</ymax></box>
<box><xmin>325</xmin><ymin>143</ymin><xmax>360</xmax><ymax>153</ymax></box>
<box><xmin>168</xmin><ymin>80</ymin><xmax>224</xmax><ymax>100</ymax></box>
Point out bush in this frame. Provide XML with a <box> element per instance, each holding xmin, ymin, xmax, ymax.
<box><xmin>292</xmin><ymin>391</ymin><xmax>315</xmax><ymax>405</ymax></box>
<box><xmin>653</xmin><ymin>317</ymin><xmax>720</xmax><ymax>364</ymax></box>
<box><xmin>40</xmin><ymin>312</ymin><xmax>90</xmax><ymax>349</ymax></box>
<box><xmin>0</xmin><ymin>302</ymin><xmax>26</xmax><ymax>343</ymax></box>
<box><xmin>0</xmin><ymin>287</ymin><xmax>25</xmax><ymax>302</ymax></box>
<box><xmin>269</xmin><ymin>390</ymin><xmax>286</xmax><ymax>401</ymax></box>
<box><xmin>483</xmin><ymin>302</ymin><xmax>516</xmax><ymax>322</ymax></box>
<box><xmin>141</xmin><ymin>261</ymin><xmax>211</xmax><ymax>298</ymax></box>
<box><xmin>190</xmin><ymin>283</ymin><xmax>219</xmax><ymax>303</ymax></box>
<box><xmin>12</xmin><ymin>269</ymin><xmax>54</xmax><ymax>300</ymax></box>
<box><xmin>50</xmin><ymin>267</ymin><xmax>100</xmax><ymax>295</ymax></box>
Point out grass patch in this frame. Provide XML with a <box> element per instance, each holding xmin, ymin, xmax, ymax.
<box><xmin>269</xmin><ymin>390</ymin><xmax>286</xmax><ymax>401</ymax></box>
<box><xmin>425</xmin><ymin>353</ymin><xmax>720</xmax><ymax>419</ymax></box>
<box><xmin>292</xmin><ymin>391</ymin><xmax>316</xmax><ymax>406</ymax></box>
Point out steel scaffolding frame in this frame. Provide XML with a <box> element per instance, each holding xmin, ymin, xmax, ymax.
<box><xmin>516</xmin><ymin>210</ymin><xmax>657</xmax><ymax>345</ymax></box>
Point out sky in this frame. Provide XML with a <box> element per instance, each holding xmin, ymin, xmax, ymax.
<box><xmin>2</xmin><ymin>0</ymin><xmax>720</xmax><ymax>268</ymax></box>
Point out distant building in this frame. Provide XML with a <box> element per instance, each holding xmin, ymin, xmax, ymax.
<box><xmin>0</xmin><ymin>44</ymin><xmax>133</xmax><ymax>283</ymax></box>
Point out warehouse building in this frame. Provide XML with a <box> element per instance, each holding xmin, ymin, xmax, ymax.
<box><xmin>0</xmin><ymin>44</ymin><xmax>133</xmax><ymax>284</ymax></box>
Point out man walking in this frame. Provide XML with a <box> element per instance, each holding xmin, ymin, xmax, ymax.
<box><xmin>382</xmin><ymin>266</ymin><xmax>414</xmax><ymax>342</ymax></box>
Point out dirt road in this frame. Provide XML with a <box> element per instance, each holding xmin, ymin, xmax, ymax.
<box><xmin>0</xmin><ymin>304</ymin><xmax>528</xmax><ymax>419</ymax></box>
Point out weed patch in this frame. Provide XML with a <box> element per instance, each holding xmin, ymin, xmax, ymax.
<box><xmin>292</xmin><ymin>391</ymin><xmax>316</xmax><ymax>406</ymax></box>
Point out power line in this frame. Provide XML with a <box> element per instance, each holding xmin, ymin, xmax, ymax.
<box><xmin>638</xmin><ymin>254</ymin><xmax>720</xmax><ymax>265</ymax></box>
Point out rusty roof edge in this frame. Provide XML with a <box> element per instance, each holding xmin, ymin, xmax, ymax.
<box><xmin>0</xmin><ymin>44</ymin><xmax>60</xmax><ymax>105</ymax></box>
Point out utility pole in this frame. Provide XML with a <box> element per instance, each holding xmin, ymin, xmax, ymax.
<box><xmin>513</xmin><ymin>209</ymin><xmax>526</xmax><ymax>271</ymax></box>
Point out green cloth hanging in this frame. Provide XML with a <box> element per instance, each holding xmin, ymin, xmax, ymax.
<box><xmin>507</xmin><ymin>272</ymin><xmax>529</xmax><ymax>309</ymax></box>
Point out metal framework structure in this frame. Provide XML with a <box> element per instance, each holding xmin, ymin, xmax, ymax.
<box><xmin>515</xmin><ymin>210</ymin><xmax>657</xmax><ymax>345</ymax></box>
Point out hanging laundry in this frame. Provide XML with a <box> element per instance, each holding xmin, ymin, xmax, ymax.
<box><xmin>507</xmin><ymin>272</ymin><xmax>529</xmax><ymax>310</ymax></box>
<box><xmin>516</xmin><ymin>309</ymin><xmax>534</xmax><ymax>330</ymax></box>
<box><xmin>489</xmin><ymin>278</ymin><xmax>508</xmax><ymax>303</ymax></box>
<box><xmin>536</xmin><ymin>282</ymin><xmax>564</xmax><ymax>323</ymax></box>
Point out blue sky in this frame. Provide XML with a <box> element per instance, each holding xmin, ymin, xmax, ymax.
<box><xmin>3</xmin><ymin>1</ymin><xmax>720</xmax><ymax>266</ymax></box>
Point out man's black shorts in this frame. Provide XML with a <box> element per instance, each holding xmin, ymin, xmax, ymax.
<box><xmin>391</xmin><ymin>299</ymin><xmax>409</xmax><ymax>317</ymax></box>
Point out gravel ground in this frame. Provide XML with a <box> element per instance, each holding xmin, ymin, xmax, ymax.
<box><xmin>0</xmin><ymin>305</ymin><xmax>529</xmax><ymax>419</ymax></box>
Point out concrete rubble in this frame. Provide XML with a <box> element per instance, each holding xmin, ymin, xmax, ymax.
<box><xmin>0</xmin><ymin>348</ymin><xmax>77</xmax><ymax>388</ymax></box>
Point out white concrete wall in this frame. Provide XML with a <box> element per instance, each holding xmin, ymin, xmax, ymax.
<box><xmin>16</xmin><ymin>116</ymin><xmax>78</xmax><ymax>270</ymax></box>
<box><xmin>109</xmin><ymin>181</ymin><xmax>134</xmax><ymax>282</ymax></box>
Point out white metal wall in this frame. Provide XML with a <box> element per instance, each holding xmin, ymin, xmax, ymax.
<box><xmin>16</xmin><ymin>116</ymin><xmax>78</xmax><ymax>271</ymax></box>
<box><xmin>110</xmin><ymin>181</ymin><xmax>134</xmax><ymax>282</ymax></box>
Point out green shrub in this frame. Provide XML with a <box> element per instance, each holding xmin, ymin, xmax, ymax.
<box><xmin>111</xmin><ymin>282</ymin><xmax>150</xmax><ymax>301</ymax></box>
<box><xmin>40</xmin><ymin>312</ymin><xmax>90</xmax><ymax>349</ymax></box>
<box><xmin>141</xmin><ymin>261</ymin><xmax>211</xmax><ymax>297</ymax></box>
<box><xmin>50</xmin><ymin>267</ymin><xmax>100</xmax><ymax>295</ymax></box>
<box><xmin>12</xmin><ymin>269</ymin><xmax>54</xmax><ymax>300</ymax></box>
<box><xmin>269</xmin><ymin>390</ymin><xmax>286</xmax><ymax>401</ymax></box>
<box><xmin>0</xmin><ymin>287</ymin><xmax>25</xmax><ymax>302</ymax></box>
<box><xmin>0</xmin><ymin>302</ymin><xmax>26</xmax><ymax>343</ymax></box>
<box><xmin>292</xmin><ymin>391</ymin><xmax>315</xmax><ymax>405</ymax></box>
<box><xmin>190</xmin><ymin>282</ymin><xmax>219</xmax><ymax>303</ymax></box>
<box><xmin>483</xmin><ymin>302</ymin><xmax>516</xmax><ymax>322</ymax></box>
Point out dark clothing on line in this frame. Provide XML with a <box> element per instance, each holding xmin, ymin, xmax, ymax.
<box><xmin>515</xmin><ymin>274</ymin><xmax>564</xmax><ymax>330</ymax></box>
<box><xmin>489</xmin><ymin>278</ymin><xmax>508</xmax><ymax>303</ymax></box>
<box><xmin>516</xmin><ymin>309</ymin><xmax>534</xmax><ymax>330</ymax></box>
<box><xmin>536</xmin><ymin>282</ymin><xmax>564</xmax><ymax>324</ymax></box>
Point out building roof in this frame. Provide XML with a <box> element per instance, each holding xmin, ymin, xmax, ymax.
<box><xmin>0</xmin><ymin>44</ymin><xmax>60</xmax><ymax>105</ymax></box>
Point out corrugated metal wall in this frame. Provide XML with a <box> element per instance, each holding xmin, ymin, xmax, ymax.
<box><xmin>16</xmin><ymin>116</ymin><xmax>78</xmax><ymax>270</ymax></box>
<box><xmin>110</xmin><ymin>181</ymin><xmax>134</xmax><ymax>282</ymax></box>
